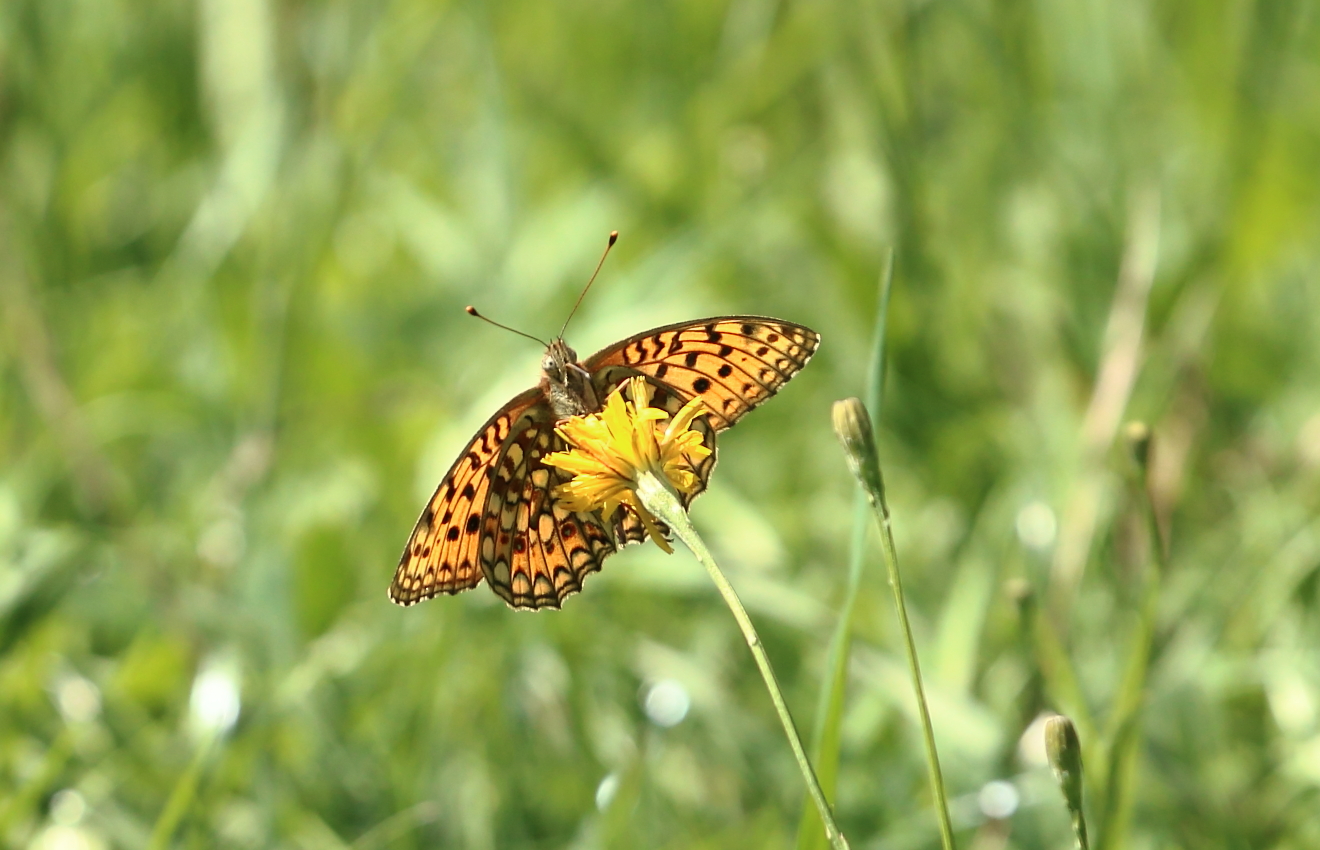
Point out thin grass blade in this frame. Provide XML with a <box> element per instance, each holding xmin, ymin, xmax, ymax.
<box><xmin>796</xmin><ymin>251</ymin><xmax>894</xmax><ymax>850</ymax></box>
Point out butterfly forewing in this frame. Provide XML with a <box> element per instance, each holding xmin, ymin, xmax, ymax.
<box><xmin>584</xmin><ymin>317</ymin><xmax>820</xmax><ymax>431</ymax></box>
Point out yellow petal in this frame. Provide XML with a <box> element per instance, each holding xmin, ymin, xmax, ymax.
<box><xmin>665</xmin><ymin>397</ymin><xmax>707</xmax><ymax>441</ymax></box>
<box><xmin>543</xmin><ymin>450</ymin><xmax>605</xmax><ymax>476</ymax></box>
<box><xmin>626</xmin><ymin>377</ymin><xmax>652</xmax><ymax>411</ymax></box>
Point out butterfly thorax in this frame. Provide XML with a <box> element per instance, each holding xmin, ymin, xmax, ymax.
<box><xmin>542</xmin><ymin>338</ymin><xmax>600</xmax><ymax>418</ymax></box>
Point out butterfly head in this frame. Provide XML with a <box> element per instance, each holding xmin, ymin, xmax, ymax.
<box><xmin>541</xmin><ymin>339</ymin><xmax>578</xmax><ymax>380</ymax></box>
<box><xmin>543</xmin><ymin>338</ymin><xmax>598</xmax><ymax>418</ymax></box>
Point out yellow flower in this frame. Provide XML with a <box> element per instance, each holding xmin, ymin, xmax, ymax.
<box><xmin>544</xmin><ymin>377</ymin><xmax>711</xmax><ymax>553</ymax></box>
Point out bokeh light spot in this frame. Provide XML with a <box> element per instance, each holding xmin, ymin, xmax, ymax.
<box><xmin>642</xmin><ymin>679</ymin><xmax>690</xmax><ymax>727</ymax></box>
<box><xmin>1015</xmin><ymin>502</ymin><xmax>1057</xmax><ymax>551</ymax></box>
<box><xmin>978</xmin><ymin>779</ymin><xmax>1020</xmax><ymax>820</ymax></box>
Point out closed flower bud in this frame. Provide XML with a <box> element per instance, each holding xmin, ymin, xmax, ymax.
<box><xmin>1045</xmin><ymin>718</ymin><xmax>1087</xmax><ymax>823</ymax></box>
<box><xmin>832</xmin><ymin>398</ymin><xmax>885</xmax><ymax>512</ymax></box>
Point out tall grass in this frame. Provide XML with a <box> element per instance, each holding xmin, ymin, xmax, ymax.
<box><xmin>3</xmin><ymin>1</ymin><xmax>1320</xmax><ymax>847</ymax></box>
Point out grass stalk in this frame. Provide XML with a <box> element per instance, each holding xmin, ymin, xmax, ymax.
<box><xmin>833</xmin><ymin>399</ymin><xmax>956</xmax><ymax>850</ymax></box>
<box><xmin>0</xmin><ymin>728</ymin><xmax>74</xmax><ymax>838</ymax></box>
<box><xmin>798</xmin><ymin>250</ymin><xmax>894</xmax><ymax>850</ymax></box>
<box><xmin>634</xmin><ymin>472</ymin><xmax>850</xmax><ymax>850</ymax></box>
<box><xmin>1030</xmin><ymin>604</ymin><xmax>1099</xmax><ymax>749</ymax></box>
<box><xmin>147</xmin><ymin>733</ymin><xmax>216</xmax><ymax>850</ymax></box>
<box><xmin>1095</xmin><ymin>423</ymin><xmax>1165</xmax><ymax>850</ymax></box>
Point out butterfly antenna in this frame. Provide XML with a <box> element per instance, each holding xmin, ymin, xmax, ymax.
<box><xmin>559</xmin><ymin>230</ymin><xmax>618</xmax><ymax>339</ymax></box>
<box><xmin>465</xmin><ymin>306</ymin><xmax>549</xmax><ymax>347</ymax></box>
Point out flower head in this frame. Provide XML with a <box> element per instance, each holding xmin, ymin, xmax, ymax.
<box><xmin>544</xmin><ymin>377</ymin><xmax>711</xmax><ymax>552</ymax></box>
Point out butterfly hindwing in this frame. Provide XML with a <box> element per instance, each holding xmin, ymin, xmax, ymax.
<box><xmin>584</xmin><ymin>316</ymin><xmax>820</xmax><ymax>432</ymax></box>
<box><xmin>482</xmin><ymin>421</ymin><xmax>617</xmax><ymax>609</ymax></box>
<box><xmin>389</xmin><ymin>387</ymin><xmax>547</xmax><ymax>606</ymax></box>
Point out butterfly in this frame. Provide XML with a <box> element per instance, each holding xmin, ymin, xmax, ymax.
<box><xmin>391</xmin><ymin>242</ymin><xmax>819</xmax><ymax>610</ymax></box>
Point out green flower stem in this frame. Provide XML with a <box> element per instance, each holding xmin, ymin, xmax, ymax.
<box><xmin>871</xmin><ymin>495</ymin><xmax>957</xmax><ymax>850</ymax></box>
<box><xmin>634</xmin><ymin>471</ymin><xmax>849</xmax><ymax>850</ymax></box>
<box><xmin>833</xmin><ymin>399</ymin><xmax>956</xmax><ymax>850</ymax></box>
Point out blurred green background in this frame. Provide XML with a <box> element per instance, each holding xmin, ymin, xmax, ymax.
<box><xmin>3</xmin><ymin>0</ymin><xmax>1320</xmax><ymax>847</ymax></box>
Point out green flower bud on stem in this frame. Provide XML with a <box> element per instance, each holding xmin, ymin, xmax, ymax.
<box><xmin>832</xmin><ymin>398</ymin><xmax>886</xmax><ymax>515</ymax></box>
<box><xmin>833</xmin><ymin>397</ymin><xmax>955</xmax><ymax>850</ymax></box>
<box><xmin>1045</xmin><ymin>714</ymin><xmax>1089</xmax><ymax>850</ymax></box>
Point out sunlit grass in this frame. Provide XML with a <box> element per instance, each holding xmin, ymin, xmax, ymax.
<box><xmin>3</xmin><ymin>0</ymin><xmax>1320</xmax><ymax>847</ymax></box>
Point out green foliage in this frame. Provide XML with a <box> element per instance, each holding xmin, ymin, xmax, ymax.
<box><xmin>3</xmin><ymin>0</ymin><xmax>1320</xmax><ymax>847</ymax></box>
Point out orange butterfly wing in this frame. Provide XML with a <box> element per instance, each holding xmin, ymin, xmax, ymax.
<box><xmin>583</xmin><ymin>316</ymin><xmax>820</xmax><ymax>432</ymax></box>
<box><xmin>390</xmin><ymin>390</ymin><xmax>641</xmax><ymax>611</ymax></box>
<box><xmin>585</xmin><ymin>316</ymin><xmax>817</xmax><ymax>545</ymax></box>
<box><xmin>481</xmin><ymin>418</ymin><xmax>618</xmax><ymax>609</ymax></box>
<box><xmin>390</xmin><ymin>387</ymin><xmax>547</xmax><ymax>605</ymax></box>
